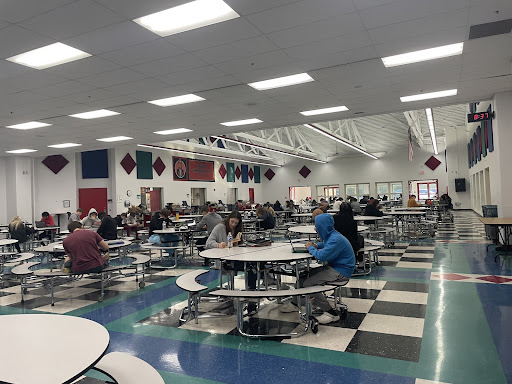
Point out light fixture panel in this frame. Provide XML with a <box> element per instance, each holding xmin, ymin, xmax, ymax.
<box><xmin>248</xmin><ymin>73</ymin><xmax>314</xmax><ymax>91</ymax></box>
<box><xmin>400</xmin><ymin>89</ymin><xmax>457</xmax><ymax>103</ymax></box>
<box><xmin>382</xmin><ymin>43</ymin><xmax>464</xmax><ymax>67</ymax></box>
<box><xmin>300</xmin><ymin>106</ymin><xmax>349</xmax><ymax>116</ymax></box>
<box><xmin>220</xmin><ymin>118</ymin><xmax>262</xmax><ymax>127</ymax></box>
<box><xmin>6</xmin><ymin>43</ymin><xmax>91</xmax><ymax>70</ymax></box>
<box><xmin>148</xmin><ymin>94</ymin><xmax>205</xmax><ymax>107</ymax></box>
<box><xmin>6</xmin><ymin>121</ymin><xmax>51</xmax><ymax>130</ymax></box>
<box><xmin>97</xmin><ymin>136</ymin><xmax>133</xmax><ymax>142</ymax></box>
<box><xmin>70</xmin><ymin>109</ymin><xmax>120</xmax><ymax>119</ymax></box>
<box><xmin>154</xmin><ymin>128</ymin><xmax>192</xmax><ymax>135</ymax></box>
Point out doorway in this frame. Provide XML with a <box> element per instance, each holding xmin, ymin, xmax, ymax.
<box><xmin>289</xmin><ymin>186</ymin><xmax>312</xmax><ymax>202</ymax></box>
<box><xmin>140</xmin><ymin>187</ymin><xmax>162</xmax><ymax>212</ymax></box>
<box><xmin>191</xmin><ymin>188</ymin><xmax>206</xmax><ymax>208</ymax></box>
<box><xmin>78</xmin><ymin>188</ymin><xmax>107</xmax><ymax>217</ymax></box>
<box><xmin>408</xmin><ymin>179</ymin><xmax>438</xmax><ymax>201</ymax></box>
<box><xmin>249</xmin><ymin>188</ymin><xmax>255</xmax><ymax>203</ymax></box>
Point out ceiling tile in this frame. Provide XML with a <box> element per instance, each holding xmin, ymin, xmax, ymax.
<box><xmin>0</xmin><ymin>71</ymin><xmax>68</xmax><ymax>91</ymax></box>
<box><xmin>93</xmin><ymin>0</ymin><xmax>186</xmax><ymax>20</ymax></box>
<box><xmin>213</xmin><ymin>50</ymin><xmax>294</xmax><ymax>76</ymax></box>
<box><xmin>100</xmin><ymin>39</ymin><xmax>186</xmax><ymax>67</ymax></box>
<box><xmin>352</xmin><ymin>0</ymin><xmax>399</xmax><ymax>11</ymax></box>
<box><xmin>105</xmin><ymin>78</ymin><xmax>172</xmax><ymax>96</ymax></box>
<box><xmin>297</xmin><ymin>45</ymin><xmax>379</xmax><ymax>72</ymax></box>
<box><xmin>130</xmin><ymin>53</ymin><xmax>208</xmax><ymax>77</ymax></box>
<box><xmin>64</xmin><ymin>21</ymin><xmax>158</xmax><ymax>55</ymax></box>
<box><xmin>225</xmin><ymin>0</ymin><xmax>300</xmax><ymax>15</ymax></box>
<box><xmin>64</xmin><ymin>88</ymin><xmax>119</xmax><ymax>104</ymax></box>
<box><xmin>0</xmin><ymin>25</ymin><xmax>55</xmax><ymax>58</ymax></box>
<box><xmin>32</xmin><ymin>80</ymin><xmax>96</xmax><ymax>97</ymax></box>
<box><xmin>78</xmin><ymin>68</ymin><xmax>147</xmax><ymax>88</ymax></box>
<box><xmin>46</xmin><ymin>56</ymin><xmax>121</xmax><ymax>79</ymax></box>
<box><xmin>469</xmin><ymin>0</ymin><xmax>512</xmax><ymax>24</ymax></box>
<box><xmin>20</xmin><ymin>0</ymin><xmax>126</xmax><ymax>40</ymax></box>
<box><xmin>159</xmin><ymin>65</ymin><xmax>228</xmax><ymax>86</ymax></box>
<box><xmin>0</xmin><ymin>60</ymin><xmax>33</xmax><ymax>83</ymax></box>
<box><xmin>246</xmin><ymin>0</ymin><xmax>356</xmax><ymax>33</ymax></box>
<box><xmin>0</xmin><ymin>0</ymin><xmax>75</xmax><ymax>23</ymax></box>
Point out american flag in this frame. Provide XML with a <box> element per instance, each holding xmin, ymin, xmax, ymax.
<box><xmin>408</xmin><ymin>126</ymin><xmax>413</xmax><ymax>161</ymax></box>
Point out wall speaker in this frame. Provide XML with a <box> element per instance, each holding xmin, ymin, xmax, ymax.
<box><xmin>455</xmin><ymin>178</ymin><xmax>466</xmax><ymax>192</ymax></box>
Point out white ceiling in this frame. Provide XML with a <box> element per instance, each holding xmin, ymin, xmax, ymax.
<box><xmin>0</xmin><ymin>0</ymin><xmax>510</xmax><ymax>159</ymax></box>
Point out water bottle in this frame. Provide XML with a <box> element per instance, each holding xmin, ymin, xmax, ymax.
<box><xmin>227</xmin><ymin>232</ymin><xmax>233</xmax><ymax>248</ymax></box>
<box><xmin>162</xmin><ymin>221</ymin><xmax>166</xmax><ymax>230</ymax></box>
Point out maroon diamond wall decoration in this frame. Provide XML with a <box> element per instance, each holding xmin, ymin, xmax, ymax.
<box><xmin>299</xmin><ymin>165</ymin><xmax>311</xmax><ymax>178</ymax></box>
<box><xmin>42</xmin><ymin>155</ymin><xmax>69</xmax><ymax>174</ymax></box>
<box><xmin>264</xmin><ymin>168</ymin><xmax>275</xmax><ymax>180</ymax></box>
<box><xmin>425</xmin><ymin>156</ymin><xmax>441</xmax><ymax>171</ymax></box>
<box><xmin>248</xmin><ymin>168</ymin><xmax>254</xmax><ymax>180</ymax></box>
<box><xmin>121</xmin><ymin>153</ymin><xmax>136</xmax><ymax>174</ymax></box>
<box><xmin>153</xmin><ymin>157</ymin><xmax>166</xmax><ymax>176</ymax></box>
<box><xmin>235</xmin><ymin>166</ymin><xmax>242</xmax><ymax>180</ymax></box>
<box><xmin>219</xmin><ymin>164</ymin><xmax>227</xmax><ymax>179</ymax></box>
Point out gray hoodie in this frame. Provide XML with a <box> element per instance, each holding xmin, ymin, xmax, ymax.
<box><xmin>80</xmin><ymin>208</ymin><xmax>101</xmax><ymax>227</ymax></box>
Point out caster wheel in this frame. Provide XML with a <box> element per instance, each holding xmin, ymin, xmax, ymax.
<box><xmin>340</xmin><ymin>308</ymin><xmax>348</xmax><ymax>320</ymax></box>
<box><xmin>311</xmin><ymin>322</ymin><xmax>318</xmax><ymax>334</ymax></box>
<box><xmin>23</xmin><ymin>288</ymin><xmax>29</xmax><ymax>294</ymax></box>
<box><xmin>139</xmin><ymin>281</ymin><xmax>145</xmax><ymax>288</ymax></box>
<box><xmin>391</xmin><ymin>241</ymin><xmax>395</xmax><ymax>245</ymax></box>
<box><xmin>98</xmin><ymin>296</ymin><xmax>104</xmax><ymax>302</ymax></box>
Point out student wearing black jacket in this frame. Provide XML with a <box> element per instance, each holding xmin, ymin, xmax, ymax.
<box><xmin>363</xmin><ymin>200</ymin><xmax>384</xmax><ymax>225</ymax></box>
<box><xmin>333</xmin><ymin>203</ymin><xmax>361</xmax><ymax>256</ymax></box>
<box><xmin>97</xmin><ymin>212</ymin><xmax>118</xmax><ymax>240</ymax></box>
<box><xmin>9</xmin><ymin>216</ymin><xmax>35</xmax><ymax>252</ymax></box>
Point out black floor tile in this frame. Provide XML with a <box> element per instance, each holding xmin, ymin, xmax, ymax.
<box><xmin>28</xmin><ymin>285</ymin><xmax>71</xmax><ymax>296</ymax></box>
<box><xmin>146</xmin><ymin>274</ymin><xmax>173</xmax><ymax>283</ymax></box>
<box><xmin>400</xmin><ymin>257</ymin><xmax>434</xmax><ymax>263</ymax></box>
<box><xmin>383</xmin><ymin>281</ymin><xmax>429</xmax><ymax>293</ymax></box>
<box><xmin>228</xmin><ymin>317</ymin><xmax>300</xmax><ymax>340</ymax></box>
<box><xmin>345</xmin><ymin>330</ymin><xmax>422</xmax><ymax>362</ymax></box>
<box><xmin>337</xmin><ymin>287</ymin><xmax>381</xmax><ymax>300</ymax></box>
<box><xmin>80</xmin><ymin>280</ymin><xmax>126</xmax><ymax>290</ymax></box>
<box><xmin>324</xmin><ymin>312</ymin><xmax>366</xmax><ymax>329</ymax></box>
<box><xmin>139</xmin><ymin>307</ymin><xmax>182</xmax><ymax>328</ymax></box>
<box><xmin>369</xmin><ymin>301</ymin><xmax>426</xmax><ymax>318</ymax></box>
<box><xmin>377</xmin><ymin>251</ymin><xmax>405</xmax><ymax>256</ymax></box>
<box><xmin>73</xmin><ymin>289</ymin><xmax>122</xmax><ymax>301</ymax></box>
<box><xmin>378</xmin><ymin>261</ymin><xmax>398</xmax><ymax>267</ymax></box>
<box><xmin>404</xmin><ymin>249</ymin><xmax>434</xmax><ymax>254</ymax></box>
<box><xmin>9</xmin><ymin>296</ymin><xmax>65</xmax><ymax>309</ymax></box>
<box><xmin>386</xmin><ymin>245</ymin><xmax>409</xmax><ymax>249</ymax></box>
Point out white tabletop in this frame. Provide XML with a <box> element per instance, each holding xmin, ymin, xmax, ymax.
<box><xmin>180</xmin><ymin>214</ymin><xmax>204</xmax><ymax>218</ymax></box>
<box><xmin>289</xmin><ymin>225</ymin><xmax>369</xmax><ymax>235</ymax></box>
<box><xmin>199</xmin><ymin>242</ymin><xmax>288</xmax><ymax>260</ymax></box>
<box><xmin>199</xmin><ymin>243</ymin><xmax>311</xmax><ymax>262</ymax></box>
<box><xmin>154</xmin><ymin>228</ymin><xmax>189</xmax><ymax>234</ymax></box>
<box><xmin>171</xmin><ymin>218</ymin><xmax>195</xmax><ymax>223</ymax></box>
<box><xmin>353</xmin><ymin>216</ymin><xmax>384</xmax><ymax>221</ymax></box>
<box><xmin>387</xmin><ymin>211</ymin><xmax>426</xmax><ymax>216</ymax></box>
<box><xmin>391</xmin><ymin>207</ymin><xmax>429</xmax><ymax>211</ymax></box>
<box><xmin>0</xmin><ymin>314</ymin><xmax>109</xmax><ymax>384</ymax></box>
<box><xmin>54</xmin><ymin>239</ymin><xmax>131</xmax><ymax>251</ymax></box>
<box><xmin>0</xmin><ymin>239</ymin><xmax>18</xmax><ymax>246</ymax></box>
<box><xmin>34</xmin><ymin>226</ymin><xmax>60</xmax><ymax>232</ymax></box>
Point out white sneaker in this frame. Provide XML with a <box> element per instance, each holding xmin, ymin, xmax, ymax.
<box><xmin>316</xmin><ymin>312</ymin><xmax>340</xmax><ymax>324</ymax></box>
<box><xmin>279</xmin><ymin>303</ymin><xmax>299</xmax><ymax>313</ymax></box>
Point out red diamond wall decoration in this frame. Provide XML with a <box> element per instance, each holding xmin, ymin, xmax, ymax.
<box><xmin>248</xmin><ymin>168</ymin><xmax>254</xmax><ymax>180</ymax></box>
<box><xmin>299</xmin><ymin>165</ymin><xmax>311</xmax><ymax>178</ymax></box>
<box><xmin>152</xmin><ymin>157</ymin><xmax>166</xmax><ymax>176</ymax></box>
<box><xmin>42</xmin><ymin>155</ymin><xmax>69</xmax><ymax>174</ymax></box>
<box><xmin>219</xmin><ymin>164</ymin><xmax>227</xmax><ymax>179</ymax></box>
<box><xmin>425</xmin><ymin>156</ymin><xmax>441</xmax><ymax>171</ymax></box>
<box><xmin>235</xmin><ymin>166</ymin><xmax>242</xmax><ymax>180</ymax></box>
<box><xmin>121</xmin><ymin>153</ymin><xmax>136</xmax><ymax>174</ymax></box>
<box><xmin>264</xmin><ymin>168</ymin><xmax>275</xmax><ymax>180</ymax></box>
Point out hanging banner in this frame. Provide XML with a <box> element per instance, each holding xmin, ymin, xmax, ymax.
<box><xmin>189</xmin><ymin>159</ymin><xmax>215</xmax><ymax>181</ymax></box>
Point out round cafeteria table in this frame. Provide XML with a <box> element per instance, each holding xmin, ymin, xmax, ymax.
<box><xmin>0</xmin><ymin>239</ymin><xmax>18</xmax><ymax>247</ymax></box>
<box><xmin>288</xmin><ymin>225</ymin><xmax>368</xmax><ymax>235</ymax></box>
<box><xmin>0</xmin><ymin>314</ymin><xmax>109</xmax><ymax>384</ymax></box>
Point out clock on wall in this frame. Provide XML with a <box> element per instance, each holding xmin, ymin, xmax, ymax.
<box><xmin>126</xmin><ymin>190</ymin><xmax>132</xmax><ymax>197</ymax></box>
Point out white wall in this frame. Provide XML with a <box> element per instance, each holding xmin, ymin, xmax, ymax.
<box><xmin>34</xmin><ymin>153</ymin><xmax>77</xmax><ymax>229</ymax></box>
<box><xmin>0</xmin><ymin>158</ymin><xmax>8</xmax><ymax>225</ymax></box>
<box><xmin>445</xmin><ymin>125</ymin><xmax>471</xmax><ymax>209</ymax></box>
<box><xmin>112</xmin><ymin>146</ymin><xmax>265</xmax><ymax>215</ymax></box>
<box><xmin>261</xmin><ymin>147</ymin><xmax>449</xmax><ymax>205</ymax></box>
<box><xmin>4</xmin><ymin>157</ymin><xmax>34</xmax><ymax>223</ymax></box>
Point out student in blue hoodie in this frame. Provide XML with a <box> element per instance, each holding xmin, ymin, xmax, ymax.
<box><xmin>281</xmin><ymin>211</ymin><xmax>355</xmax><ymax>324</ymax></box>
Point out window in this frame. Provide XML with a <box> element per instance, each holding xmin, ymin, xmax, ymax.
<box><xmin>376</xmin><ymin>182</ymin><xmax>403</xmax><ymax>200</ymax></box>
<box><xmin>289</xmin><ymin>186</ymin><xmax>311</xmax><ymax>202</ymax></box>
<box><xmin>317</xmin><ymin>185</ymin><xmax>339</xmax><ymax>201</ymax></box>
<box><xmin>345</xmin><ymin>183</ymin><xmax>370</xmax><ymax>201</ymax></box>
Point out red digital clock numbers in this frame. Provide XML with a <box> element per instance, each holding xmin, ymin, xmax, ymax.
<box><xmin>467</xmin><ymin>111</ymin><xmax>494</xmax><ymax>123</ymax></box>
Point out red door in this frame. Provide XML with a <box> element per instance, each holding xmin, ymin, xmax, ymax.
<box><xmin>78</xmin><ymin>188</ymin><xmax>108</xmax><ymax>217</ymax></box>
<box><xmin>249</xmin><ymin>188</ymin><xmax>255</xmax><ymax>203</ymax></box>
<box><xmin>149</xmin><ymin>189</ymin><xmax>161</xmax><ymax>212</ymax></box>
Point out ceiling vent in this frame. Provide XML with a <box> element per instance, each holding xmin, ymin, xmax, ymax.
<box><xmin>469</xmin><ymin>19</ymin><xmax>512</xmax><ymax>40</ymax></box>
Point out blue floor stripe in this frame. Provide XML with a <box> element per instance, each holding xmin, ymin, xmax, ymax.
<box><xmin>81</xmin><ymin>270</ymin><xmax>218</xmax><ymax>325</ymax></box>
<box><xmin>463</xmin><ymin>244</ymin><xmax>512</xmax><ymax>275</ymax></box>
<box><xmin>476</xmin><ymin>283</ymin><xmax>512</xmax><ymax>383</ymax></box>
<box><xmin>107</xmin><ymin>331</ymin><xmax>415</xmax><ymax>384</ymax></box>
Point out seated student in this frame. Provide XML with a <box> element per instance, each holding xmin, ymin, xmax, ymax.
<box><xmin>9</xmin><ymin>216</ymin><xmax>35</xmax><ymax>253</ymax></box>
<box><xmin>407</xmin><ymin>194</ymin><xmax>420</xmax><ymax>207</ymax></box>
<box><xmin>359</xmin><ymin>196</ymin><xmax>369</xmax><ymax>205</ymax></box>
<box><xmin>284</xmin><ymin>200</ymin><xmax>297</xmax><ymax>214</ymax></box>
<box><xmin>256</xmin><ymin>206</ymin><xmax>275</xmax><ymax>230</ymax></box>
<box><xmin>318</xmin><ymin>201</ymin><xmax>329</xmax><ymax>213</ymax></box>
<box><xmin>281</xmin><ymin>211</ymin><xmax>355</xmax><ymax>324</ymax></box>
<box><xmin>195</xmin><ymin>205</ymin><xmax>223</xmax><ymax>264</ymax></box>
<box><xmin>80</xmin><ymin>208</ymin><xmax>101</xmax><ymax>228</ymax></box>
<box><xmin>334</xmin><ymin>202</ymin><xmax>361</xmax><ymax>255</ymax></box>
<box><xmin>217</xmin><ymin>200</ymin><xmax>225</xmax><ymax>211</ymax></box>
<box><xmin>349</xmin><ymin>197</ymin><xmax>362</xmax><ymax>215</ymax></box>
<box><xmin>63</xmin><ymin>221</ymin><xmax>110</xmax><ymax>274</ymax></box>
<box><xmin>97</xmin><ymin>211</ymin><xmax>118</xmax><ymax>240</ymax></box>
<box><xmin>148</xmin><ymin>209</ymin><xmax>180</xmax><ymax>257</ymax></box>
<box><xmin>115</xmin><ymin>212</ymin><xmax>126</xmax><ymax>227</ymax></box>
<box><xmin>332</xmin><ymin>197</ymin><xmax>343</xmax><ymax>212</ymax></box>
<box><xmin>363</xmin><ymin>199</ymin><xmax>384</xmax><ymax>224</ymax></box>
<box><xmin>38</xmin><ymin>211</ymin><xmax>57</xmax><ymax>240</ymax></box>
<box><xmin>273</xmin><ymin>200</ymin><xmax>283</xmax><ymax>211</ymax></box>
<box><xmin>124</xmin><ymin>212</ymin><xmax>140</xmax><ymax>238</ymax></box>
<box><xmin>68</xmin><ymin>208</ymin><xmax>83</xmax><ymax>223</ymax></box>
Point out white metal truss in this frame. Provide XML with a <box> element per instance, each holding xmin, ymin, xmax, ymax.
<box><xmin>313</xmin><ymin>121</ymin><xmax>368</xmax><ymax>151</ymax></box>
<box><xmin>232</xmin><ymin>130</ymin><xmax>318</xmax><ymax>156</ymax></box>
<box><xmin>172</xmin><ymin>139</ymin><xmax>273</xmax><ymax>160</ymax></box>
<box><xmin>403</xmin><ymin>110</ymin><xmax>425</xmax><ymax>148</ymax></box>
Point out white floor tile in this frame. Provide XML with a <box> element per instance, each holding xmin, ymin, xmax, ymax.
<box><xmin>342</xmin><ymin>297</ymin><xmax>375</xmax><ymax>313</ymax></box>
<box><xmin>52</xmin><ymin>287</ymin><xmax>98</xmax><ymax>299</ymax></box>
<box><xmin>396</xmin><ymin>261</ymin><xmax>433</xmax><ymax>269</ymax></box>
<box><xmin>179</xmin><ymin>314</ymin><xmax>237</xmax><ymax>334</ymax></box>
<box><xmin>379</xmin><ymin>256</ymin><xmax>401</xmax><ymax>261</ymax></box>
<box><xmin>0</xmin><ymin>293</ymin><xmax>38</xmax><ymax>305</ymax></box>
<box><xmin>345</xmin><ymin>279</ymin><xmax>387</xmax><ymax>290</ymax></box>
<box><xmin>282</xmin><ymin>326</ymin><xmax>356</xmax><ymax>351</ymax></box>
<box><xmin>406</xmin><ymin>246</ymin><xmax>435</xmax><ymax>251</ymax></box>
<box><xmin>358</xmin><ymin>313</ymin><xmax>424</xmax><ymax>338</ymax></box>
<box><xmin>402</xmin><ymin>253</ymin><xmax>435</xmax><ymax>258</ymax></box>
<box><xmin>35</xmin><ymin>299</ymin><xmax>94</xmax><ymax>314</ymax></box>
<box><xmin>416</xmin><ymin>379</ymin><xmax>453</xmax><ymax>384</ymax></box>
<box><xmin>376</xmin><ymin>290</ymin><xmax>428</xmax><ymax>305</ymax></box>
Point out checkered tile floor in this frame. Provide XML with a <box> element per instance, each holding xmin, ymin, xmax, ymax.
<box><xmin>139</xmin><ymin>277</ymin><xmax>429</xmax><ymax>362</ymax></box>
<box><xmin>377</xmin><ymin>242</ymin><xmax>435</xmax><ymax>269</ymax></box>
<box><xmin>436</xmin><ymin>211</ymin><xmax>488</xmax><ymax>240</ymax></box>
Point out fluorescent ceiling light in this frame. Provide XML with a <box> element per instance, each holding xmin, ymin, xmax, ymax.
<box><xmin>425</xmin><ymin>108</ymin><xmax>439</xmax><ymax>155</ymax></box>
<box><xmin>6</xmin><ymin>43</ymin><xmax>91</xmax><ymax>70</ymax></box>
<box><xmin>134</xmin><ymin>0</ymin><xmax>239</xmax><ymax>37</ymax></box>
<box><xmin>6</xmin><ymin>121</ymin><xmax>51</xmax><ymax>130</ymax></box>
<box><xmin>400</xmin><ymin>89</ymin><xmax>457</xmax><ymax>103</ymax></box>
<box><xmin>148</xmin><ymin>94</ymin><xmax>205</xmax><ymax>107</ymax></box>
<box><xmin>248</xmin><ymin>73</ymin><xmax>314</xmax><ymax>91</ymax></box>
<box><xmin>154</xmin><ymin>128</ymin><xmax>192</xmax><ymax>135</ymax></box>
<box><xmin>97</xmin><ymin>136</ymin><xmax>133</xmax><ymax>142</ymax></box>
<box><xmin>220</xmin><ymin>118</ymin><xmax>262</xmax><ymax>127</ymax></box>
<box><xmin>6</xmin><ymin>149</ymin><xmax>37</xmax><ymax>154</ymax></box>
<box><xmin>300</xmin><ymin>105</ymin><xmax>349</xmax><ymax>116</ymax></box>
<box><xmin>138</xmin><ymin>144</ymin><xmax>281</xmax><ymax>167</ymax></box>
<box><xmin>303</xmin><ymin>124</ymin><xmax>378</xmax><ymax>160</ymax></box>
<box><xmin>212</xmin><ymin>135</ymin><xmax>326</xmax><ymax>164</ymax></box>
<box><xmin>70</xmin><ymin>109</ymin><xmax>120</xmax><ymax>119</ymax></box>
<box><xmin>48</xmin><ymin>143</ymin><xmax>82</xmax><ymax>149</ymax></box>
<box><xmin>382</xmin><ymin>42</ymin><xmax>464</xmax><ymax>67</ymax></box>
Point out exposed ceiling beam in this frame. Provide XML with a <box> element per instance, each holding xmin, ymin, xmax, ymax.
<box><xmin>403</xmin><ymin>111</ymin><xmax>424</xmax><ymax>148</ymax></box>
<box><xmin>173</xmin><ymin>139</ymin><xmax>272</xmax><ymax>160</ymax></box>
<box><xmin>234</xmin><ymin>131</ymin><xmax>317</xmax><ymax>156</ymax></box>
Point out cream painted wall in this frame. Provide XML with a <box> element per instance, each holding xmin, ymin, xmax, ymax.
<box><xmin>4</xmin><ymin>157</ymin><xmax>34</xmax><ymax>223</ymax></box>
<box><xmin>0</xmin><ymin>158</ymin><xmax>8</xmax><ymax>225</ymax></box>
<box><xmin>112</xmin><ymin>146</ymin><xmax>265</xmax><ymax>215</ymax></box>
<box><xmin>444</xmin><ymin>125</ymin><xmax>471</xmax><ymax>209</ymax></box>
<box><xmin>261</xmin><ymin>147</ymin><xmax>449</xmax><ymax>206</ymax></box>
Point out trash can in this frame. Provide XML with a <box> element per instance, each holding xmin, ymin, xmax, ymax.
<box><xmin>482</xmin><ymin>205</ymin><xmax>498</xmax><ymax>241</ymax></box>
